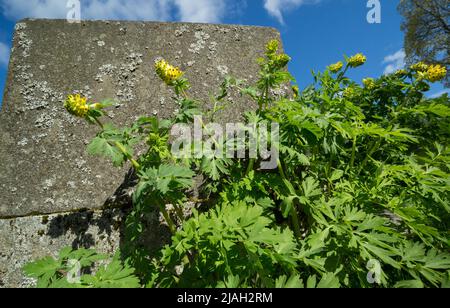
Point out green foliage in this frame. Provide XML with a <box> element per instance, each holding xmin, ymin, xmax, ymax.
<box><xmin>23</xmin><ymin>248</ymin><xmax>139</xmax><ymax>288</ymax></box>
<box><xmin>25</xmin><ymin>40</ymin><xmax>450</xmax><ymax>288</ymax></box>
<box><xmin>81</xmin><ymin>257</ymin><xmax>141</xmax><ymax>288</ymax></box>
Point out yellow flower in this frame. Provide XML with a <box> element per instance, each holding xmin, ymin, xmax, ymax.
<box><xmin>292</xmin><ymin>85</ymin><xmax>299</xmax><ymax>98</ymax></box>
<box><xmin>329</xmin><ymin>61</ymin><xmax>343</xmax><ymax>73</ymax></box>
<box><xmin>410</xmin><ymin>62</ymin><xmax>429</xmax><ymax>72</ymax></box>
<box><xmin>347</xmin><ymin>53</ymin><xmax>367</xmax><ymax>68</ymax></box>
<box><xmin>425</xmin><ymin>64</ymin><xmax>447</xmax><ymax>82</ymax></box>
<box><xmin>266</xmin><ymin>39</ymin><xmax>279</xmax><ymax>55</ymax></box>
<box><xmin>64</xmin><ymin>94</ymin><xmax>90</xmax><ymax>118</ymax></box>
<box><xmin>363</xmin><ymin>78</ymin><xmax>376</xmax><ymax>90</ymax></box>
<box><xmin>343</xmin><ymin>87</ymin><xmax>356</xmax><ymax>99</ymax></box>
<box><xmin>155</xmin><ymin>59</ymin><xmax>184</xmax><ymax>85</ymax></box>
<box><xmin>273</xmin><ymin>54</ymin><xmax>291</xmax><ymax>67</ymax></box>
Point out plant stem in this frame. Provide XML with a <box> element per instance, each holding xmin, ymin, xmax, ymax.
<box><xmin>277</xmin><ymin>159</ymin><xmax>287</xmax><ymax>180</ymax></box>
<box><xmin>181</xmin><ymin>89</ymin><xmax>189</xmax><ymax>100</ymax></box>
<box><xmin>277</xmin><ymin>159</ymin><xmax>302</xmax><ymax>238</ymax></box>
<box><xmin>342</xmin><ymin>65</ymin><xmax>349</xmax><ymax>77</ymax></box>
<box><xmin>94</xmin><ymin>117</ymin><xmax>141</xmax><ymax>170</ymax></box>
<box><xmin>290</xmin><ymin>207</ymin><xmax>302</xmax><ymax>238</ymax></box>
<box><xmin>358</xmin><ymin>138</ymin><xmax>380</xmax><ymax>175</ymax></box>
<box><xmin>349</xmin><ymin>137</ymin><xmax>357</xmax><ymax>170</ymax></box>
<box><xmin>114</xmin><ymin>141</ymin><xmax>141</xmax><ymax>170</ymax></box>
<box><xmin>328</xmin><ymin>151</ymin><xmax>335</xmax><ymax>177</ymax></box>
<box><xmin>94</xmin><ymin>117</ymin><xmax>104</xmax><ymax>130</ymax></box>
<box><xmin>245</xmin><ymin>158</ymin><xmax>255</xmax><ymax>176</ymax></box>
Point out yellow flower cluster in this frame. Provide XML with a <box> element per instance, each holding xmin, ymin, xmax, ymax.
<box><xmin>274</xmin><ymin>54</ymin><xmax>291</xmax><ymax>67</ymax></box>
<box><xmin>343</xmin><ymin>87</ymin><xmax>356</xmax><ymax>99</ymax></box>
<box><xmin>363</xmin><ymin>78</ymin><xmax>376</xmax><ymax>90</ymax></box>
<box><xmin>347</xmin><ymin>53</ymin><xmax>367</xmax><ymax>68</ymax></box>
<box><xmin>410</xmin><ymin>62</ymin><xmax>447</xmax><ymax>82</ymax></box>
<box><xmin>329</xmin><ymin>61</ymin><xmax>343</xmax><ymax>73</ymax></box>
<box><xmin>64</xmin><ymin>94</ymin><xmax>90</xmax><ymax>118</ymax></box>
<box><xmin>155</xmin><ymin>59</ymin><xmax>184</xmax><ymax>85</ymax></box>
<box><xmin>410</xmin><ymin>62</ymin><xmax>428</xmax><ymax>73</ymax></box>
<box><xmin>266</xmin><ymin>39</ymin><xmax>279</xmax><ymax>55</ymax></box>
<box><xmin>426</xmin><ymin>64</ymin><xmax>447</xmax><ymax>82</ymax></box>
<box><xmin>264</xmin><ymin>39</ymin><xmax>290</xmax><ymax>68</ymax></box>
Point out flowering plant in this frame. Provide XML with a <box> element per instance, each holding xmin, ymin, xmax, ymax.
<box><xmin>25</xmin><ymin>40</ymin><xmax>449</xmax><ymax>288</ymax></box>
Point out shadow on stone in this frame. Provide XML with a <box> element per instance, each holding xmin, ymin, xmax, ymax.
<box><xmin>45</xmin><ymin>168</ymin><xmax>171</xmax><ymax>254</ymax></box>
<box><xmin>45</xmin><ymin>209</ymin><xmax>125</xmax><ymax>249</ymax></box>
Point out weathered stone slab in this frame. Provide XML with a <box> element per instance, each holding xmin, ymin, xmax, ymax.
<box><xmin>0</xmin><ymin>209</ymin><xmax>123</xmax><ymax>288</ymax></box>
<box><xmin>0</xmin><ymin>19</ymin><xmax>281</xmax><ymax>218</ymax></box>
<box><xmin>0</xmin><ymin>197</ymin><xmax>171</xmax><ymax>288</ymax></box>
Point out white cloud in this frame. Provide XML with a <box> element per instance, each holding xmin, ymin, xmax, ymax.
<box><xmin>83</xmin><ymin>0</ymin><xmax>172</xmax><ymax>21</ymax></box>
<box><xmin>383</xmin><ymin>49</ymin><xmax>406</xmax><ymax>75</ymax></box>
<box><xmin>1</xmin><ymin>0</ymin><xmax>67</xmax><ymax>20</ymax></box>
<box><xmin>173</xmin><ymin>0</ymin><xmax>226</xmax><ymax>23</ymax></box>
<box><xmin>0</xmin><ymin>42</ymin><xmax>10</xmax><ymax>67</ymax></box>
<box><xmin>263</xmin><ymin>0</ymin><xmax>319</xmax><ymax>24</ymax></box>
<box><xmin>0</xmin><ymin>0</ymin><xmax>230</xmax><ymax>23</ymax></box>
<box><xmin>0</xmin><ymin>0</ymin><xmax>172</xmax><ymax>21</ymax></box>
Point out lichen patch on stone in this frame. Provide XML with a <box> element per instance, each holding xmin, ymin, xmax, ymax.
<box><xmin>175</xmin><ymin>25</ymin><xmax>189</xmax><ymax>37</ymax></box>
<box><xmin>188</xmin><ymin>30</ymin><xmax>210</xmax><ymax>54</ymax></box>
<box><xmin>217</xmin><ymin>65</ymin><xmax>229</xmax><ymax>76</ymax></box>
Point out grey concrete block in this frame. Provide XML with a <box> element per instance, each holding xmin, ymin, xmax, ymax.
<box><xmin>0</xmin><ymin>209</ymin><xmax>123</xmax><ymax>288</ymax></box>
<box><xmin>0</xmin><ymin>19</ymin><xmax>282</xmax><ymax>288</ymax></box>
<box><xmin>0</xmin><ymin>19</ymin><xmax>281</xmax><ymax>218</ymax></box>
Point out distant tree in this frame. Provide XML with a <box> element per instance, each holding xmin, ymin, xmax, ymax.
<box><xmin>398</xmin><ymin>0</ymin><xmax>449</xmax><ymax>86</ymax></box>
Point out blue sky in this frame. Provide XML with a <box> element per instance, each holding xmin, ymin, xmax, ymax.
<box><xmin>0</xmin><ymin>0</ymin><xmax>448</xmax><ymax>107</ymax></box>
